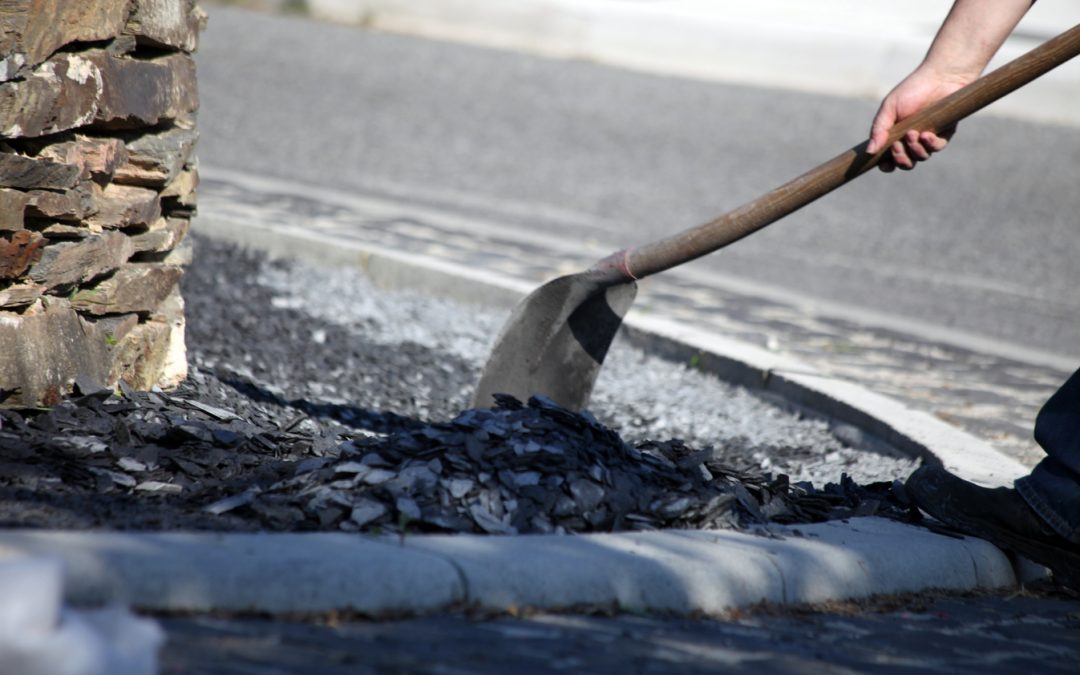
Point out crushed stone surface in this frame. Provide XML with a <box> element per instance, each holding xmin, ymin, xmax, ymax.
<box><xmin>254</xmin><ymin>248</ymin><xmax>918</xmax><ymax>485</ymax></box>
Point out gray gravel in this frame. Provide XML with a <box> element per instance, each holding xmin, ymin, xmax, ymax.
<box><xmin>256</xmin><ymin>253</ymin><xmax>918</xmax><ymax>486</ymax></box>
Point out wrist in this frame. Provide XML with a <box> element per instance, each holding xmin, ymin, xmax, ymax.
<box><xmin>914</xmin><ymin>58</ymin><xmax>981</xmax><ymax>88</ymax></box>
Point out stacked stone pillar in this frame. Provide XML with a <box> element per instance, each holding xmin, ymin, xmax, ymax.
<box><xmin>0</xmin><ymin>0</ymin><xmax>203</xmax><ymax>406</ymax></box>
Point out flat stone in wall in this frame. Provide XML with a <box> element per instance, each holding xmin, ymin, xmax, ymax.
<box><xmin>94</xmin><ymin>51</ymin><xmax>200</xmax><ymax>129</ymax></box>
<box><xmin>28</xmin><ymin>231</ymin><xmax>134</xmax><ymax>290</ymax></box>
<box><xmin>0</xmin><ymin>280</ymin><xmax>44</xmax><ymax>309</ymax></box>
<box><xmin>0</xmin><ymin>0</ymin><xmax>128</xmax><ymax>81</ymax></box>
<box><xmin>150</xmin><ymin>284</ymin><xmax>187</xmax><ymax>387</ymax></box>
<box><xmin>0</xmin><ymin>230</ymin><xmax>44</xmax><ymax>278</ymax></box>
<box><xmin>0</xmin><ymin>151</ymin><xmax>82</xmax><ymax>190</ymax></box>
<box><xmin>38</xmin><ymin>135</ymin><xmax>127</xmax><ymax>184</ymax></box>
<box><xmin>0</xmin><ymin>52</ymin><xmax>103</xmax><ymax>138</ymax></box>
<box><xmin>126</xmin><ymin>0</ymin><xmax>205</xmax><ymax>52</ymax></box>
<box><xmin>71</xmin><ymin>263</ymin><xmax>184</xmax><ymax>316</ymax></box>
<box><xmin>107</xmin><ymin>318</ymin><xmax>173</xmax><ymax>390</ymax></box>
<box><xmin>88</xmin><ymin>183</ymin><xmax>162</xmax><ymax>230</ymax></box>
<box><xmin>24</xmin><ymin>184</ymin><xmax>94</xmax><ymax>220</ymax></box>
<box><xmin>0</xmin><ymin>297</ymin><xmax>113</xmax><ymax>406</ymax></box>
<box><xmin>130</xmin><ymin>216</ymin><xmax>191</xmax><ymax>254</ymax></box>
<box><xmin>0</xmin><ymin>49</ymin><xmax>199</xmax><ymax>139</ymax></box>
<box><xmin>0</xmin><ymin>189</ymin><xmax>30</xmax><ymax>230</ymax></box>
<box><xmin>115</xmin><ymin>126</ymin><xmax>199</xmax><ymax>187</ymax></box>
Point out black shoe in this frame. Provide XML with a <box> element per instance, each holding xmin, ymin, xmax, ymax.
<box><xmin>906</xmin><ymin>465</ymin><xmax>1080</xmax><ymax>590</ymax></box>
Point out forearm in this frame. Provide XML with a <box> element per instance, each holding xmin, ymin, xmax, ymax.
<box><xmin>921</xmin><ymin>0</ymin><xmax>1035</xmax><ymax>82</ymax></box>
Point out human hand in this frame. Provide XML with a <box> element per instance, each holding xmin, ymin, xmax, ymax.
<box><xmin>866</xmin><ymin>67</ymin><xmax>970</xmax><ymax>171</ymax></box>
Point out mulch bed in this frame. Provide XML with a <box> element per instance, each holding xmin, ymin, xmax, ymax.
<box><xmin>0</xmin><ymin>236</ymin><xmax>920</xmax><ymax>535</ymax></box>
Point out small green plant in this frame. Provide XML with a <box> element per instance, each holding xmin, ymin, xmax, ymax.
<box><xmin>396</xmin><ymin>512</ymin><xmax>413</xmax><ymax>544</ymax></box>
<box><xmin>104</xmin><ymin>333</ymin><xmax>117</xmax><ymax>347</ymax></box>
<box><xmin>688</xmin><ymin>353</ymin><xmax>702</xmax><ymax>370</ymax></box>
<box><xmin>824</xmin><ymin>341</ymin><xmax>859</xmax><ymax>354</ymax></box>
<box><xmin>281</xmin><ymin>0</ymin><xmax>309</xmax><ymax>15</ymax></box>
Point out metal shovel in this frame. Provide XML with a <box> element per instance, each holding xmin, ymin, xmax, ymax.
<box><xmin>473</xmin><ymin>24</ymin><xmax>1080</xmax><ymax>410</ymax></box>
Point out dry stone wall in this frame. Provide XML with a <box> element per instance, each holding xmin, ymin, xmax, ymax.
<box><xmin>0</xmin><ymin>0</ymin><xmax>204</xmax><ymax>407</ymax></box>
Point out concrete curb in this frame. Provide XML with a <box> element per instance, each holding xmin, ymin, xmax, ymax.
<box><xmin>304</xmin><ymin>0</ymin><xmax>1080</xmax><ymax>128</ymax></box>
<box><xmin>0</xmin><ymin>519</ymin><xmax>1016</xmax><ymax>616</ymax></box>
<box><xmin>0</xmin><ymin>531</ymin><xmax>465</xmax><ymax>615</ymax></box>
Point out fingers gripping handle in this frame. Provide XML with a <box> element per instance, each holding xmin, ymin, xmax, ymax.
<box><xmin>609</xmin><ymin>23</ymin><xmax>1080</xmax><ymax>282</ymax></box>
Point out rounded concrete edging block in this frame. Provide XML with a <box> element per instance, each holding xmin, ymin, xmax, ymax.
<box><xmin>407</xmin><ymin>530</ymin><xmax>787</xmax><ymax>614</ymax></box>
<box><xmin>675</xmin><ymin>518</ymin><xmax>1016</xmax><ymax>605</ymax></box>
<box><xmin>0</xmin><ymin>531</ymin><xmax>465</xmax><ymax>615</ymax></box>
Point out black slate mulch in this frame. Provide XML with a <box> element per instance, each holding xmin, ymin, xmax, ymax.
<box><xmin>0</xmin><ymin>236</ymin><xmax>921</xmax><ymax>535</ymax></box>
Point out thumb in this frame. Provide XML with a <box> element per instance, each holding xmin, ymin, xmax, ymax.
<box><xmin>866</xmin><ymin>101</ymin><xmax>897</xmax><ymax>155</ymax></box>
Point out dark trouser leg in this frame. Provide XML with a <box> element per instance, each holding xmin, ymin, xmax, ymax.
<box><xmin>1016</xmin><ymin>367</ymin><xmax>1080</xmax><ymax>544</ymax></box>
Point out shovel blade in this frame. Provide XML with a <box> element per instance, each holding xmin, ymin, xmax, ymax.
<box><xmin>472</xmin><ymin>274</ymin><xmax>638</xmax><ymax>410</ymax></box>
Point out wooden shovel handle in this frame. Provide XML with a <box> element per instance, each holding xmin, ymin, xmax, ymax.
<box><xmin>614</xmin><ymin>23</ymin><xmax>1080</xmax><ymax>282</ymax></box>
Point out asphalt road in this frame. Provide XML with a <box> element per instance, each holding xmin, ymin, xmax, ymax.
<box><xmin>194</xmin><ymin>6</ymin><xmax>1079</xmax><ymax>361</ymax></box>
<box><xmin>161</xmin><ymin>590</ymin><xmax>1080</xmax><ymax>674</ymax></box>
